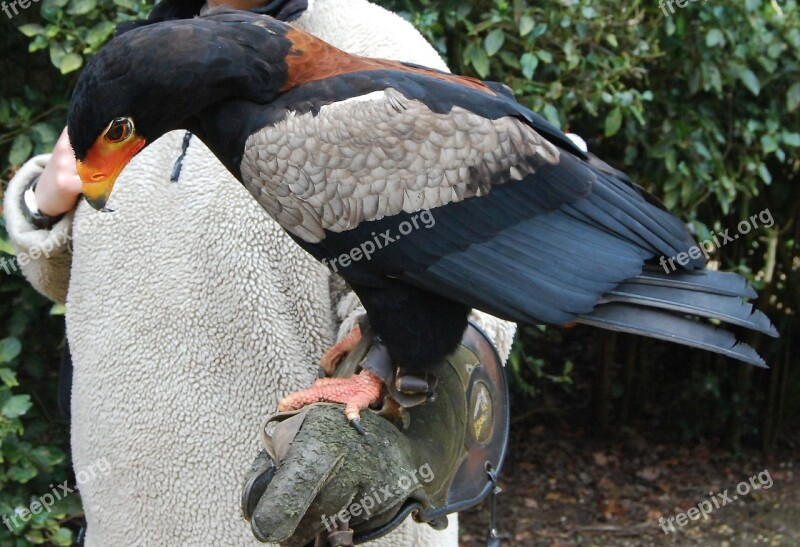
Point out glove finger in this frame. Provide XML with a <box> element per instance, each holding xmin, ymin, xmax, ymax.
<box><xmin>249</xmin><ymin>405</ymin><xmax>424</xmax><ymax>546</ymax></box>
<box><xmin>241</xmin><ymin>450</ymin><xmax>276</xmax><ymax>521</ymax></box>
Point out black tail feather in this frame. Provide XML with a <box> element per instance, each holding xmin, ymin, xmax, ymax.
<box><xmin>578</xmin><ymin>268</ymin><xmax>776</xmax><ymax>367</ymax></box>
<box><xmin>601</xmin><ymin>283</ymin><xmax>776</xmax><ymax>336</ymax></box>
<box><xmin>636</xmin><ymin>266</ymin><xmax>757</xmax><ymax>298</ymax></box>
<box><xmin>578</xmin><ymin>304</ymin><xmax>769</xmax><ymax>367</ymax></box>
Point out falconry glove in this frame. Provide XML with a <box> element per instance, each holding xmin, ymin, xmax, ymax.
<box><xmin>241</xmin><ymin>321</ymin><xmax>510</xmax><ymax>546</ymax></box>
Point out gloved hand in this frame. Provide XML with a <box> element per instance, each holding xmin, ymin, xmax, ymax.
<box><xmin>241</xmin><ymin>323</ymin><xmax>510</xmax><ymax>546</ymax></box>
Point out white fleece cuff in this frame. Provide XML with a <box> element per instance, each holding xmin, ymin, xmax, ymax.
<box><xmin>335</xmin><ymin>290</ymin><xmax>366</xmax><ymax>341</ymax></box>
<box><xmin>468</xmin><ymin>310</ymin><xmax>516</xmax><ymax>364</ymax></box>
<box><xmin>4</xmin><ymin>154</ymin><xmax>75</xmax><ymax>259</ymax></box>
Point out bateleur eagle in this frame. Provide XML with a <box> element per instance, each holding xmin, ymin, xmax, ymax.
<box><xmin>67</xmin><ymin>9</ymin><xmax>777</xmax><ymax>429</ymax></box>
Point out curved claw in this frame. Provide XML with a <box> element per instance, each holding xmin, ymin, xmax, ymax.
<box><xmin>349</xmin><ymin>419</ymin><xmax>366</xmax><ymax>436</ymax></box>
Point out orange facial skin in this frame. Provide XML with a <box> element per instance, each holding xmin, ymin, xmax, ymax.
<box><xmin>77</xmin><ymin>132</ymin><xmax>146</xmax><ymax>210</ymax></box>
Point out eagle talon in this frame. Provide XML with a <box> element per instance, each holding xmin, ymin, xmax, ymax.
<box><xmin>349</xmin><ymin>419</ymin><xmax>366</xmax><ymax>436</ymax></box>
<box><xmin>277</xmin><ymin>369</ymin><xmax>384</xmax><ymax>426</ymax></box>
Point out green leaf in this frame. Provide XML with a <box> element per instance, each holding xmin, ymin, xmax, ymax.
<box><xmin>675</xmin><ymin>15</ymin><xmax>686</xmax><ymax>37</ymax></box>
<box><xmin>67</xmin><ymin>0</ymin><xmax>96</xmax><ymax>15</ymax></box>
<box><xmin>519</xmin><ymin>15</ymin><xmax>534</xmax><ymax>37</ymax></box>
<box><xmin>113</xmin><ymin>0</ymin><xmax>138</xmax><ymax>9</ymax></box>
<box><xmin>737</xmin><ymin>68</ymin><xmax>760</xmax><ymax>96</ymax></box>
<box><xmin>757</xmin><ymin>163</ymin><xmax>772</xmax><ymax>185</ymax></box>
<box><xmin>25</xmin><ymin>529</ymin><xmax>46</xmax><ymax>544</ymax></box>
<box><xmin>0</xmin><ymin>368</ymin><xmax>18</xmax><ymax>387</ymax></box>
<box><xmin>789</xmin><ymin>28</ymin><xmax>800</xmax><ymax>49</ymax></box>
<box><xmin>29</xmin><ymin>446</ymin><xmax>66</xmax><ymax>469</ymax></box>
<box><xmin>767</xmin><ymin>42</ymin><xmax>785</xmax><ymax>59</ymax></box>
<box><xmin>58</xmin><ymin>53</ymin><xmax>83</xmax><ymax>74</ymax></box>
<box><xmin>29</xmin><ymin>34</ymin><xmax>49</xmax><ymax>53</ymax></box>
<box><xmin>49</xmin><ymin>42</ymin><xmax>67</xmax><ymax>71</ymax></box>
<box><xmin>50</xmin><ymin>528</ymin><xmax>73</xmax><ymax>547</ymax></box>
<box><xmin>787</xmin><ymin>82</ymin><xmax>800</xmax><ymax>112</ymax></box>
<box><xmin>760</xmin><ymin>134</ymin><xmax>778</xmax><ymax>154</ymax></box>
<box><xmin>465</xmin><ymin>43</ymin><xmax>490</xmax><ymax>78</ymax></box>
<box><xmin>9</xmin><ymin>134</ymin><xmax>33</xmax><ymax>166</ymax></box>
<box><xmin>31</xmin><ymin>122</ymin><xmax>58</xmax><ymax>148</ymax></box>
<box><xmin>694</xmin><ymin>141</ymin><xmax>711</xmax><ymax>160</ymax></box>
<box><xmin>531</xmin><ymin>22</ymin><xmax>547</xmax><ymax>38</ymax></box>
<box><xmin>0</xmin><ymin>336</ymin><xmax>22</xmax><ymax>363</ymax></box>
<box><xmin>542</xmin><ymin>104</ymin><xmax>560</xmax><ymax>128</ymax></box>
<box><xmin>705</xmin><ymin>29</ymin><xmax>725</xmax><ymax>47</ymax></box>
<box><xmin>604</xmin><ymin>106</ymin><xmax>623</xmax><ymax>137</ymax></box>
<box><xmin>2</xmin><ymin>394</ymin><xmax>32</xmax><ymax>418</ymax></box>
<box><xmin>535</xmin><ymin>49</ymin><xmax>553</xmax><ymax>64</ymax></box>
<box><xmin>782</xmin><ymin>131</ymin><xmax>800</xmax><ymax>147</ymax></box>
<box><xmin>0</xmin><ymin>237</ymin><xmax>15</xmax><ymax>255</ymax></box>
<box><xmin>665</xmin><ymin>16</ymin><xmax>675</xmax><ymax>36</ymax></box>
<box><xmin>706</xmin><ymin>64</ymin><xmax>722</xmax><ymax>93</ymax></box>
<box><xmin>41</xmin><ymin>0</ymin><xmax>68</xmax><ymax>19</ymax></box>
<box><xmin>17</xmin><ymin>24</ymin><xmax>44</xmax><ymax>38</ymax></box>
<box><xmin>520</xmin><ymin>52</ymin><xmax>538</xmax><ymax>79</ymax></box>
<box><xmin>7</xmin><ymin>464</ymin><xmax>37</xmax><ymax>482</ymax></box>
<box><xmin>484</xmin><ymin>29</ymin><xmax>505</xmax><ymax>56</ymax></box>
<box><xmin>86</xmin><ymin>21</ymin><xmax>116</xmax><ymax>49</ymax></box>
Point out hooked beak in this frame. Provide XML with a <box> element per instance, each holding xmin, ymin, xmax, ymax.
<box><xmin>77</xmin><ymin>133</ymin><xmax>146</xmax><ymax>211</ymax></box>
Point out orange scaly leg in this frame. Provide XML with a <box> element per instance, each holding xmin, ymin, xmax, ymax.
<box><xmin>278</xmin><ymin>369</ymin><xmax>383</xmax><ymax>434</ymax></box>
<box><xmin>319</xmin><ymin>324</ymin><xmax>362</xmax><ymax>376</ymax></box>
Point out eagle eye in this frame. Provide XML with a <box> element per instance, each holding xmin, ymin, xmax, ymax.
<box><xmin>104</xmin><ymin>117</ymin><xmax>134</xmax><ymax>143</ymax></box>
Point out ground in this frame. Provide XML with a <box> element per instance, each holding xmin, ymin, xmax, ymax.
<box><xmin>459</xmin><ymin>419</ymin><xmax>799</xmax><ymax>546</ymax></box>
